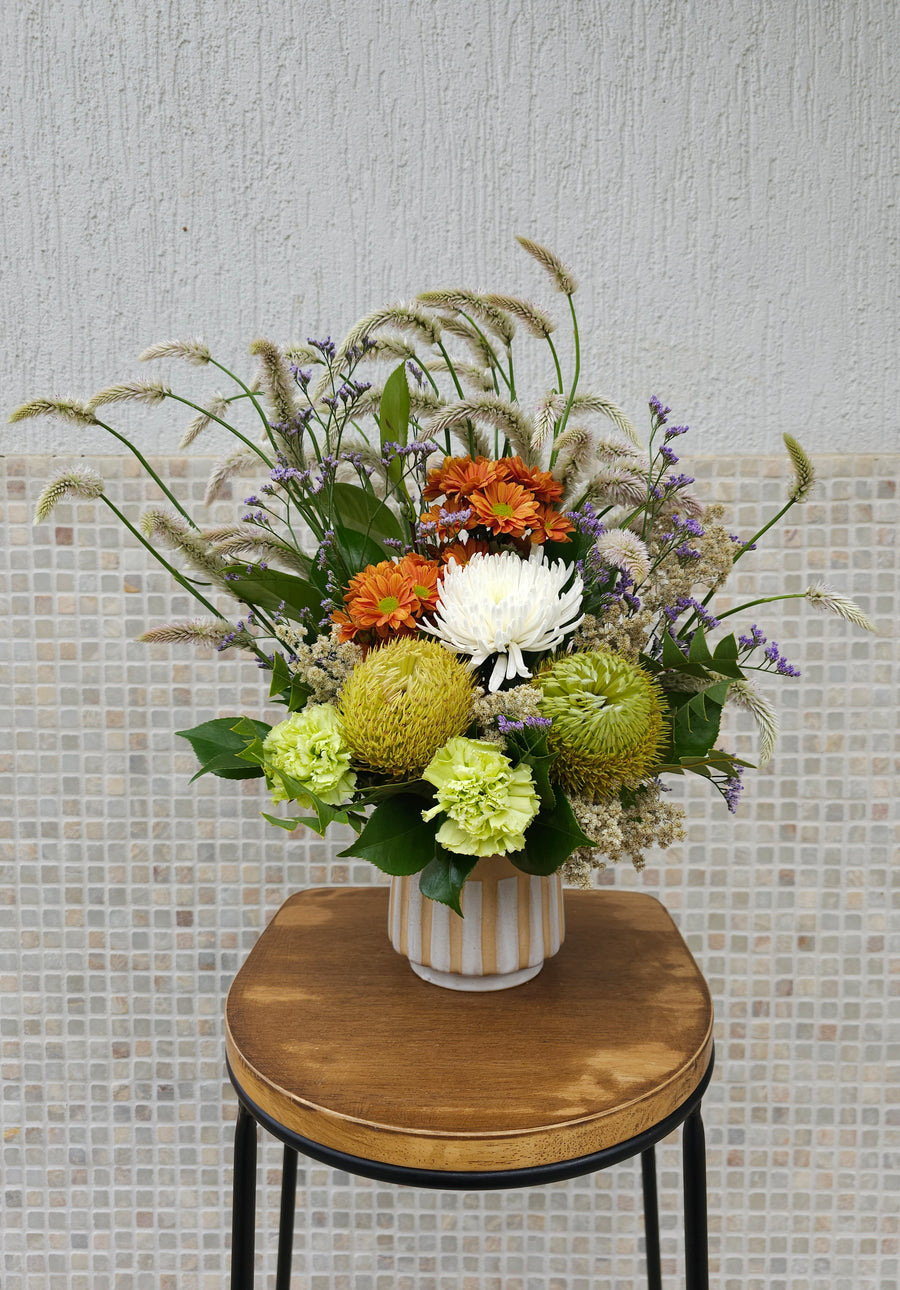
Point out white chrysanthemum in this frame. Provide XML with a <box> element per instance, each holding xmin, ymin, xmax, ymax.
<box><xmin>423</xmin><ymin>549</ymin><xmax>584</xmax><ymax>692</ymax></box>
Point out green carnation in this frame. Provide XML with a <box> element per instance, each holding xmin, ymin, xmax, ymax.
<box><xmin>422</xmin><ymin>736</ymin><xmax>540</xmax><ymax>857</ymax></box>
<box><xmin>263</xmin><ymin>704</ymin><xmax>356</xmax><ymax>807</ymax></box>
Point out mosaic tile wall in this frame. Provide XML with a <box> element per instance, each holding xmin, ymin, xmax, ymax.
<box><xmin>1</xmin><ymin>452</ymin><xmax>897</xmax><ymax>1290</ymax></box>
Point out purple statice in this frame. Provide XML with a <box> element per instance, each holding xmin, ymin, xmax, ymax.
<box><xmin>497</xmin><ymin>714</ymin><xmax>553</xmax><ymax>736</ymax></box>
<box><xmin>721</xmin><ymin>766</ymin><xmax>745</xmax><ymax>814</ymax></box>
<box><xmin>675</xmin><ymin>543</ymin><xmax>701</xmax><ymax>560</ymax></box>
<box><xmin>763</xmin><ymin>640</ymin><xmax>801</xmax><ymax>677</ymax></box>
<box><xmin>307</xmin><ymin>336</ymin><xmax>336</xmax><ymax>361</ymax></box>
<box><xmin>241</xmin><ymin>510</ymin><xmax>271</xmax><ymax>527</ymax></box>
<box><xmin>315</xmin><ymin>530</ymin><xmax>335</xmax><ymax>570</ymax></box>
<box><xmin>407</xmin><ymin>361</ymin><xmax>425</xmax><ymax>387</ymax></box>
<box><xmin>738</xmin><ymin>624</ymin><xmax>767</xmax><ymax>650</ymax></box>
<box><xmin>270</xmin><ymin>457</ymin><xmax>310</xmax><ymax>486</ymax></box>
<box><xmin>662</xmin><ymin>595</ymin><xmax>720</xmax><ymax>631</ymax></box>
<box><xmin>289</xmin><ymin>365</ymin><xmax>312</xmax><ymax>388</ymax></box>
<box><xmin>439</xmin><ymin>506</ymin><xmax>473</xmax><ymax>528</ymax></box>
<box><xmin>256</xmin><ymin>653</ymin><xmax>275</xmax><ymax>670</ymax></box>
<box><xmin>729</xmin><ymin>533</ymin><xmax>757</xmax><ymax>551</ymax></box>
<box><xmin>664</xmin><ymin>472</ymin><xmax>695</xmax><ymax>491</ymax></box>
<box><xmin>664</xmin><ymin>425</ymin><xmax>689</xmax><ymax>440</ymax></box>
<box><xmin>649</xmin><ymin>396</ymin><xmax>671</xmax><ymax>425</ymax></box>
<box><xmin>659</xmin><ymin>444</ymin><xmax>679</xmax><ymax>466</ymax></box>
<box><xmin>566</xmin><ymin>501</ymin><xmax>606</xmax><ymax>542</ymax></box>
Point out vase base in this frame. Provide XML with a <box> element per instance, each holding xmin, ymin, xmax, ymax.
<box><xmin>409</xmin><ymin>961</ymin><xmax>544</xmax><ymax>992</ymax></box>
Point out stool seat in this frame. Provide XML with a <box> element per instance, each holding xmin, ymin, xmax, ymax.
<box><xmin>225</xmin><ymin>887</ymin><xmax>713</xmax><ymax>1173</ymax></box>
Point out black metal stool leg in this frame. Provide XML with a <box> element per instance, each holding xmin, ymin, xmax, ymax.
<box><xmin>231</xmin><ymin>1104</ymin><xmax>258</xmax><ymax>1290</ymax></box>
<box><xmin>275</xmin><ymin>1146</ymin><xmax>298</xmax><ymax>1290</ymax></box>
<box><xmin>682</xmin><ymin>1104</ymin><xmax>709</xmax><ymax>1290</ymax></box>
<box><xmin>641</xmin><ymin>1146</ymin><xmax>663</xmax><ymax>1290</ymax></box>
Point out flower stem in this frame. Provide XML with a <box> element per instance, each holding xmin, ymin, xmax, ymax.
<box><xmin>549</xmin><ymin>295</ymin><xmax>580</xmax><ymax>467</ymax></box>
<box><xmin>92</xmin><ymin>417</ymin><xmax>197</xmax><ymax>528</ymax></box>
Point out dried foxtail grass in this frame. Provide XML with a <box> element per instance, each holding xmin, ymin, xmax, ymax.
<box><xmin>88</xmin><ymin>380</ymin><xmax>170</xmax><ymax>409</ymax></box>
<box><xmin>140</xmin><ymin>507</ymin><xmax>226</xmax><ymax>581</ymax></box>
<box><xmin>570</xmin><ymin>394</ymin><xmax>640</xmax><ymax>446</ymax></box>
<box><xmin>482</xmin><ymin>293</ymin><xmax>556</xmax><ymax>338</ymax></box>
<box><xmin>424</xmin><ymin>358</ymin><xmax>494</xmax><ymax>392</ymax></box>
<box><xmin>180</xmin><ymin>393</ymin><xmax>231</xmax><ymax>448</ymax></box>
<box><xmin>531</xmin><ymin>391</ymin><xmax>562</xmax><ymax>452</ymax></box>
<box><xmin>427</xmin><ymin>394</ymin><xmax>535</xmax><ymax>462</ymax></box>
<box><xmin>339</xmin><ymin>304</ymin><xmax>442</xmax><ymax>359</ymax></box>
<box><xmin>137</xmin><ymin>618</ymin><xmax>243</xmax><ymax>648</ymax></box>
<box><xmin>784</xmin><ymin>433</ymin><xmax>816</xmax><ymax>502</ymax></box>
<box><xmin>805</xmin><ymin>583</ymin><xmax>877</xmax><ymax>633</ymax></box>
<box><xmin>350</xmin><ymin>384</ymin><xmax>444</xmax><ymax>420</ymax></box>
<box><xmin>33</xmin><ymin>466</ymin><xmax>105</xmax><ymax>522</ymax></box>
<box><xmin>728</xmin><ymin>679</ymin><xmax>779</xmax><ymax>767</ymax></box>
<box><xmin>439</xmin><ymin>316</ymin><xmax>497</xmax><ymax>368</ymax></box>
<box><xmin>249</xmin><ymin>339</ymin><xmax>296</xmax><ymax>424</ymax></box>
<box><xmin>10</xmin><ymin>398</ymin><xmax>99</xmax><ymax>427</ymax></box>
<box><xmin>515</xmin><ymin>236</ymin><xmax>578</xmax><ymax>294</ymax></box>
<box><xmin>139</xmin><ymin>338</ymin><xmax>211</xmax><ymax>366</ymax></box>
<box><xmin>417</xmin><ymin>291</ymin><xmax>515</xmax><ymax>345</ymax></box>
<box><xmin>204</xmin><ymin>449</ymin><xmax>261</xmax><ymax>506</ymax></box>
<box><xmin>593</xmin><ymin>529</ymin><xmax>652</xmax><ymax>584</ymax></box>
<box><xmin>579</xmin><ymin>465</ymin><xmax>648</xmax><ymax>510</ymax></box>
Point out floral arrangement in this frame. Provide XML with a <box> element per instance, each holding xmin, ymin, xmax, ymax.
<box><xmin>15</xmin><ymin>237</ymin><xmax>875</xmax><ymax>914</ymax></box>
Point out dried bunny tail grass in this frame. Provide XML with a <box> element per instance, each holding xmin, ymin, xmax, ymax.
<box><xmin>655</xmin><ymin>488</ymin><xmax>705</xmax><ymax>520</ymax></box>
<box><xmin>417</xmin><ymin>291</ymin><xmax>515</xmax><ymax>345</ymax></box>
<box><xmin>205</xmin><ymin>528</ymin><xmax>311</xmax><ymax>574</ymax></box>
<box><xmin>482</xmin><ymin>293</ymin><xmax>556</xmax><ymax>338</ymax></box>
<box><xmin>784</xmin><ymin>433</ymin><xmax>816</xmax><ymax>502</ymax></box>
<box><xmin>284</xmin><ymin>343</ymin><xmax>326</xmax><ymax>365</ymax></box>
<box><xmin>805</xmin><ymin>583</ymin><xmax>877</xmax><ymax>633</ymax></box>
<box><xmin>88</xmin><ymin>380</ymin><xmax>170</xmax><ymax>409</ymax></box>
<box><xmin>180</xmin><ymin>392</ymin><xmax>231</xmax><ymax>448</ymax></box>
<box><xmin>570</xmin><ymin>394</ymin><xmax>640</xmax><ymax>446</ymax></box>
<box><xmin>339</xmin><ymin>304</ymin><xmax>442</xmax><ymax>359</ymax></box>
<box><xmin>593</xmin><ymin>528</ymin><xmax>652</xmax><ymax>583</ymax></box>
<box><xmin>204</xmin><ymin>448</ymin><xmax>261</xmax><ymax>505</ymax></box>
<box><xmin>593</xmin><ymin>432</ymin><xmax>646</xmax><ymax>461</ymax></box>
<box><xmin>579</xmin><ymin>465</ymin><xmax>648</xmax><ymax>509</ymax></box>
<box><xmin>728</xmin><ymin>678</ymin><xmax>779</xmax><ymax>767</ymax></box>
<box><xmin>424</xmin><ymin>358</ymin><xmax>494</xmax><ymax>392</ymax></box>
<box><xmin>439</xmin><ymin>315</ymin><xmax>497</xmax><ymax>368</ymax></box>
<box><xmin>531</xmin><ymin>390</ymin><xmax>563</xmax><ymax>451</ymax></box>
<box><xmin>515</xmin><ymin>235</ymin><xmax>578</xmax><ymax>294</ymax></box>
<box><xmin>137</xmin><ymin>618</ymin><xmax>243</xmax><ymax>648</ymax></box>
<box><xmin>427</xmin><ymin>394</ymin><xmax>535</xmax><ymax>461</ymax></box>
<box><xmin>33</xmin><ymin>466</ymin><xmax>105</xmax><ymax>522</ymax></box>
<box><xmin>553</xmin><ymin>426</ymin><xmax>594</xmax><ymax>493</ymax></box>
<box><xmin>140</xmin><ymin>507</ymin><xmax>226</xmax><ymax>580</ymax></box>
<box><xmin>249</xmin><ymin>339</ymin><xmax>296</xmax><ymax>424</ymax></box>
<box><xmin>10</xmin><ymin>398</ymin><xmax>99</xmax><ymax>427</ymax></box>
<box><xmin>448</xmin><ymin>419</ymin><xmax>493</xmax><ymax>458</ymax></box>
<box><xmin>139</xmin><ymin>338</ymin><xmax>211</xmax><ymax>366</ymax></box>
<box><xmin>361</xmin><ymin>335</ymin><xmax>418</xmax><ymax>361</ymax></box>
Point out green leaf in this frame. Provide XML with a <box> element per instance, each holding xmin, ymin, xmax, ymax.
<box><xmin>337</xmin><ymin>794</ymin><xmax>438</xmax><ymax>875</ymax></box>
<box><xmin>417</xmin><ymin>846</ymin><xmax>480</xmax><ymax>916</ymax></box>
<box><xmin>222</xmin><ymin>564</ymin><xmax>322</xmax><ymax>632</ymax></box>
<box><xmin>670</xmin><ymin>681</ymin><xmax>732</xmax><ymax>759</ymax></box>
<box><xmin>688</xmin><ymin>626</ymin><xmax>713</xmax><ymax>664</ymax></box>
<box><xmin>502</xmin><ymin>728</ymin><xmax>557</xmax><ymax>808</ymax></box>
<box><xmin>661</xmin><ymin>631</ymin><xmax>689</xmax><ymax>668</ymax></box>
<box><xmin>330</xmin><ymin>481</ymin><xmax>403</xmax><ymax>543</ymax></box>
<box><xmin>176</xmin><ymin>716</ymin><xmax>271</xmax><ymax>780</ymax></box>
<box><xmin>379</xmin><ymin>362</ymin><xmax>411</xmax><ymax>485</ymax></box>
<box><xmin>713</xmin><ymin>632</ymin><xmax>739</xmax><ymax>661</ymax></box>
<box><xmin>332</xmin><ymin>523</ymin><xmax>395</xmax><ymax>578</ymax></box>
<box><xmin>268</xmin><ymin>652</ymin><xmax>312</xmax><ymax>712</ymax></box>
<box><xmin>509</xmin><ymin>794</ymin><xmax>593</xmax><ymax>876</ymax></box>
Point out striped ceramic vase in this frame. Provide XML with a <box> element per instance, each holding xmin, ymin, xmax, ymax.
<box><xmin>388</xmin><ymin>853</ymin><xmax>565</xmax><ymax>991</ymax></box>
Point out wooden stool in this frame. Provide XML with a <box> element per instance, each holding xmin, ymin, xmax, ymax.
<box><xmin>225</xmin><ymin>887</ymin><xmax>714</xmax><ymax>1289</ymax></box>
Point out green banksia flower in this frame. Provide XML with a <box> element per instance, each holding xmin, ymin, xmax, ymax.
<box><xmin>338</xmin><ymin>638</ymin><xmax>475</xmax><ymax>779</ymax></box>
<box><xmin>536</xmin><ymin>649</ymin><xmax>667</xmax><ymax>799</ymax></box>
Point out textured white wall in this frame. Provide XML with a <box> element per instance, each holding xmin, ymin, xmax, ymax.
<box><xmin>2</xmin><ymin>0</ymin><xmax>898</xmax><ymax>453</ymax></box>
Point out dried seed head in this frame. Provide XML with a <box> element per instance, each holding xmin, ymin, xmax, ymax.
<box><xmin>804</xmin><ymin>583</ymin><xmax>877</xmax><ymax>633</ymax></box>
<box><xmin>515</xmin><ymin>236</ymin><xmax>579</xmax><ymax>294</ymax></box>
<box><xmin>10</xmin><ymin>398</ymin><xmax>99</xmax><ymax>427</ymax></box>
<box><xmin>204</xmin><ymin>449</ymin><xmax>261</xmax><ymax>506</ymax></box>
<box><xmin>531</xmin><ymin>391</ymin><xmax>563</xmax><ymax>452</ymax></box>
<box><xmin>137</xmin><ymin>618</ymin><xmax>245</xmax><ymax>647</ymax></box>
<box><xmin>593</xmin><ymin>529</ymin><xmax>652</xmax><ymax>584</ymax></box>
<box><xmin>249</xmin><ymin>339</ymin><xmax>296</xmax><ymax>424</ymax></box>
<box><xmin>417</xmin><ymin>290</ymin><xmax>515</xmax><ymax>345</ymax></box>
<box><xmin>33</xmin><ymin>466</ymin><xmax>105</xmax><ymax>523</ymax></box>
<box><xmin>784</xmin><ymin>433</ymin><xmax>816</xmax><ymax>502</ymax></box>
<box><xmin>88</xmin><ymin>380</ymin><xmax>170</xmax><ymax>409</ymax></box>
<box><xmin>439</xmin><ymin>315</ymin><xmax>497</xmax><ymax>368</ymax></box>
<box><xmin>427</xmin><ymin>394</ymin><xmax>535</xmax><ymax>462</ymax></box>
<box><xmin>728</xmin><ymin>678</ymin><xmax>779</xmax><ymax>767</ymax></box>
<box><xmin>138</xmin><ymin>338</ymin><xmax>211</xmax><ymax>365</ymax></box>
<box><xmin>570</xmin><ymin>394</ymin><xmax>640</xmax><ymax>446</ymax></box>
<box><xmin>339</xmin><ymin>304</ymin><xmax>442</xmax><ymax>359</ymax></box>
<box><xmin>180</xmin><ymin>393</ymin><xmax>231</xmax><ymax>448</ymax></box>
<box><xmin>482</xmin><ymin>293</ymin><xmax>556</xmax><ymax>338</ymax></box>
<box><xmin>140</xmin><ymin>507</ymin><xmax>225</xmax><ymax>581</ymax></box>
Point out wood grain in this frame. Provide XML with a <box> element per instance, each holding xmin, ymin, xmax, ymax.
<box><xmin>226</xmin><ymin>888</ymin><xmax>713</xmax><ymax>1172</ymax></box>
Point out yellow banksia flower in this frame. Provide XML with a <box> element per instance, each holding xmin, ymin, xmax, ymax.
<box><xmin>338</xmin><ymin>638</ymin><xmax>475</xmax><ymax>779</ymax></box>
<box><xmin>536</xmin><ymin>649</ymin><xmax>668</xmax><ymax>799</ymax></box>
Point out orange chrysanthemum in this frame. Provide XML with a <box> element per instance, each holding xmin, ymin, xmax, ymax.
<box><xmin>498</xmin><ymin>456</ymin><xmax>563</xmax><ymax>504</ymax></box>
<box><xmin>337</xmin><ymin>561</ymin><xmax>420</xmax><ymax>642</ymax></box>
<box><xmin>468</xmin><ymin>480</ymin><xmax>541</xmax><ymax>537</ymax></box>
<box><xmin>396</xmin><ymin>552</ymin><xmax>441</xmax><ymax>613</ymax></box>
<box><xmin>439</xmin><ymin>538</ymin><xmax>491</xmax><ymax>566</ymax></box>
<box><xmin>528</xmin><ymin>503</ymin><xmax>574</xmax><ymax>544</ymax></box>
<box><xmin>423</xmin><ymin>455</ymin><xmax>503</xmax><ymax>501</ymax></box>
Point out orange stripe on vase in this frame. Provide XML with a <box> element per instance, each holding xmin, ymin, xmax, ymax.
<box><xmin>479</xmin><ymin>873</ymin><xmax>499</xmax><ymax>976</ymax></box>
<box><xmin>448</xmin><ymin>904</ymin><xmax>464</xmax><ymax>973</ymax></box>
